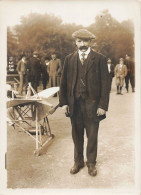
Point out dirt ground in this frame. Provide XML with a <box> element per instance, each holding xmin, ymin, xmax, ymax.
<box><xmin>6</xmin><ymin>83</ymin><xmax>135</xmax><ymax>191</ymax></box>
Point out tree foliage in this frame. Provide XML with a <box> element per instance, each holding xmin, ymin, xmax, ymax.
<box><xmin>88</xmin><ymin>10</ymin><xmax>134</xmax><ymax>63</ymax></box>
<box><xmin>7</xmin><ymin>10</ymin><xmax>134</xmax><ymax>65</ymax></box>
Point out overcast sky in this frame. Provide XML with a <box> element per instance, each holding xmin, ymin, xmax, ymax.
<box><xmin>0</xmin><ymin>0</ymin><xmax>139</xmax><ymax>27</ymax></box>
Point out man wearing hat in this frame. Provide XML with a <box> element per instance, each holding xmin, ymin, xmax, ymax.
<box><xmin>48</xmin><ymin>52</ymin><xmax>62</xmax><ymax>88</ymax></box>
<box><xmin>114</xmin><ymin>58</ymin><xmax>127</xmax><ymax>95</ymax></box>
<box><xmin>29</xmin><ymin>51</ymin><xmax>42</xmax><ymax>92</ymax></box>
<box><xmin>16</xmin><ymin>54</ymin><xmax>28</xmax><ymax>95</ymax></box>
<box><xmin>124</xmin><ymin>54</ymin><xmax>135</xmax><ymax>92</ymax></box>
<box><xmin>59</xmin><ymin>29</ymin><xmax>110</xmax><ymax>176</ymax></box>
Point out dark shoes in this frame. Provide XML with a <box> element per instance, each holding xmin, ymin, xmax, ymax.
<box><xmin>70</xmin><ymin>162</ymin><xmax>84</xmax><ymax>174</ymax></box>
<box><xmin>88</xmin><ymin>164</ymin><xmax>97</xmax><ymax>177</ymax></box>
<box><xmin>70</xmin><ymin>162</ymin><xmax>97</xmax><ymax>176</ymax></box>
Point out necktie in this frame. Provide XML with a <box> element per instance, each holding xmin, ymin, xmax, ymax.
<box><xmin>81</xmin><ymin>53</ymin><xmax>86</xmax><ymax>65</ymax></box>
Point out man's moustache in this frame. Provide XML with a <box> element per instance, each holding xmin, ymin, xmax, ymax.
<box><xmin>79</xmin><ymin>46</ymin><xmax>88</xmax><ymax>50</ymax></box>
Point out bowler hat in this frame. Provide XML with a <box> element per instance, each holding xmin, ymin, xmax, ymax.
<box><xmin>72</xmin><ymin>29</ymin><xmax>95</xmax><ymax>39</ymax></box>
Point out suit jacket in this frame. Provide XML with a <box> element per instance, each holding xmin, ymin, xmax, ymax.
<box><xmin>29</xmin><ymin>57</ymin><xmax>42</xmax><ymax>78</ymax></box>
<box><xmin>124</xmin><ymin>59</ymin><xmax>135</xmax><ymax>76</ymax></box>
<box><xmin>108</xmin><ymin>64</ymin><xmax>115</xmax><ymax>78</ymax></box>
<box><xmin>59</xmin><ymin>49</ymin><xmax>110</xmax><ymax>118</ymax></box>
<box><xmin>114</xmin><ymin>64</ymin><xmax>127</xmax><ymax>78</ymax></box>
<box><xmin>48</xmin><ymin>58</ymin><xmax>62</xmax><ymax>77</ymax></box>
<box><xmin>16</xmin><ymin>59</ymin><xmax>28</xmax><ymax>75</ymax></box>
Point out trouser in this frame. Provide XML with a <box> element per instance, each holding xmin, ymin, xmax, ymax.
<box><xmin>125</xmin><ymin>74</ymin><xmax>135</xmax><ymax>90</ymax></box>
<box><xmin>116</xmin><ymin>77</ymin><xmax>124</xmax><ymax>87</ymax></box>
<box><xmin>49</xmin><ymin>76</ymin><xmax>61</xmax><ymax>87</ymax></box>
<box><xmin>109</xmin><ymin>76</ymin><xmax>113</xmax><ymax>91</ymax></box>
<box><xmin>70</xmin><ymin>98</ymin><xmax>99</xmax><ymax>166</ymax></box>
<box><xmin>42</xmin><ymin>80</ymin><xmax>48</xmax><ymax>90</ymax></box>
<box><xmin>18</xmin><ymin>74</ymin><xmax>28</xmax><ymax>94</ymax></box>
<box><xmin>31</xmin><ymin>76</ymin><xmax>40</xmax><ymax>92</ymax></box>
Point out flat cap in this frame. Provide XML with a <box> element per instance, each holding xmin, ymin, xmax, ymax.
<box><xmin>72</xmin><ymin>29</ymin><xmax>95</xmax><ymax>39</ymax></box>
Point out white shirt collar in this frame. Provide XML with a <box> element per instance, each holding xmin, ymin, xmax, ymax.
<box><xmin>107</xmin><ymin>64</ymin><xmax>111</xmax><ymax>73</ymax></box>
<box><xmin>119</xmin><ymin>64</ymin><xmax>123</xmax><ymax>67</ymax></box>
<box><xmin>78</xmin><ymin>47</ymin><xmax>91</xmax><ymax>59</ymax></box>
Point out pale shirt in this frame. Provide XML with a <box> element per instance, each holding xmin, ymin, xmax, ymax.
<box><xmin>119</xmin><ymin>64</ymin><xmax>123</xmax><ymax>68</ymax></box>
<box><xmin>78</xmin><ymin>47</ymin><xmax>91</xmax><ymax>61</ymax></box>
<box><xmin>107</xmin><ymin>63</ymin><xmax>111</xmax><ymax>73</ymax></box>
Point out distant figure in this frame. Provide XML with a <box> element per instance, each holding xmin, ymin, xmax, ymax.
<box><xmin>124</xmin><ymin>54</ymin><xmax>135</xmax><ymax>92</ymax></box>
<box><xmin>16</xmin><ymin>55</ymin><xmax>28</xmax><ymax>95</ymax></box>
<box><xmin>48</xmin><ymin>53</ymin><xmax>62</xmax><ymax>87</ymax></box>
<box><xmin>41</xmin><ymin>57</ymin><xmax>49</xmax><ymax>90</ymax></box>
<box><xmin>114</xmin><ymin>58</ymin><xmax>127</xmax><ymax>95</ymax></box>
<box><xmin>29</xmin><ymin>51</ymin><xmax>42</xmax><ymax>92</ymax></box>
<box><xmin>107</xmin><ymin>58</ymin><xmax>114</xmax><ymax>92</ymax></box>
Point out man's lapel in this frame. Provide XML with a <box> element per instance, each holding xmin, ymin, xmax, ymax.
<box><xmin>85</xmin><ymin>49</ymin><xmax>96</xmax><ymax>74</ymax></box>
<box><xmin>71</xmin><ymin>51</ymin><xmax>78</xmax><ymax>95</ymax></box>
<box><xmin>70</xmin><ymin>49</ymin><xmax>96</xmax><ymax>95</ymax></box>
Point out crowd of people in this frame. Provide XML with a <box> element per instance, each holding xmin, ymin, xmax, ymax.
<box><xmin>107</xmin><ymin>54</ymin><xmax>135</xmax><ymax>95</ymax></box>
<box><xmin>16</xmin><ymin>48</ymin><xmax>135</xmax><ymax>96</ymax></box>
<box><xmin>16</xmin><ymin>51</ymin><xmax>62</xmax><ymax>95</ymax></box>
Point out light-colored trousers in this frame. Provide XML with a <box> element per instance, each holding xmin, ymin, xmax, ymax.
<box><xmin>19</xmin><ymin>73</ymin><xmax>28</xmax><ymax>94</ymax></box>
<box><xmin>115</xmin><ymin>76</ymin><xmax>125</xmax><ymax>87</ymax></box>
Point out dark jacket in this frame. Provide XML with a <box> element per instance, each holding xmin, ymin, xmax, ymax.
<box><xmin>29</xmin><ymin>57</ymin><xmax>42</xmax><ymax>77</ymax></box>
<box><xmin>41</xmin><ymin>63</ymin><xmax>49</xmax><ymax>82</ymax></box>
<box><xmin>29</xmin><ymin>57</ymin><xmax>42</xmax><ymax>82</ymax></box>
<box><xmin>109</xmin><ymin>64</ymin><xmax>115</xmax><ymax>78</ymax></box>
<box><xmin>59</xmin><ymin>49</ymin><xmax>110</xmax><ymax>117</ymax></box>
<box><xmin>124</xmin><ymin>59</ymin><xmax>135</xmax><ymax>76</ymax></box>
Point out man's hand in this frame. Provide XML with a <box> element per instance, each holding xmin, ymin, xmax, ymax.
<box><xmin>62</xmin><ymin>105</ymin><xmax>70</xmax><ymax>117</ymax></box>
<box><xmin>62</xmin><ymin>105</ymin><xmax>68</xmax><ymax>112</ymax></box>
<box><xmin>97</xmin><ymin>108</ymin><xmax>106</xmax><ymax>116</ymax></box>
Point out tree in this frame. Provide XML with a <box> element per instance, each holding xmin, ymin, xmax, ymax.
<box><xmin>7</xmin><ymin>27</ymin><xmax>18</xmax><ymax>57</ymax></box>
<box><xmin>88</xmin><ymin>10</ymin><xmax>134</xmax><ymax>63</ymax></box>
<box><xmin>7</xmin><ymin>10</ymin><xmax>134</xmax><ymax>66</ymax></box>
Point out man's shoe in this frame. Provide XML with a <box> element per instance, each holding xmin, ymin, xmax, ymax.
<box><xmin>70</xmin><ymin>163</ymin><xmax>84</xmax><ymax>174</ymax></box>
<box><xmin>88</xmin><ymin>164</ymin><xmax>97</xmax><ymax>177</ymax></box>
<box><xmin>132</xmin><ymin>88</ymin><xmax>135</xmax><ymax>92</ymax></box>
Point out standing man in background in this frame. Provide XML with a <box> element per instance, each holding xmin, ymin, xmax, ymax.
<box><xmin>48</xmin><ymin>52</ymin><xmax>62</xmax><ymax>87</ymax></box>
<box><xmin>107</xmin><ymin>58</ymin><xmax>115</xmax><ymax>92</ymax></box>
<box><xmin>114</xmin><ymin>58</ymin><xmax>127</xmax><ymax>95</ymax></box>
<box><xmin>41</xmin><ymin>57</ymin><xmax>49</xmax><ymax>90</ymax></box>
<box><xmin>16</xmin><ymin>55</ymin><xmax>29</xmax><ymax>95</ymax></box>
<box><xmin>124</xmin><ymin>54</ymin><xmax>135</xmax><ymax>93</ymax></box>
<box><xmin>29</xmin><ymin>51</ymin><xmax>42</xmax><ymax>92</ymax></box>
<box><xmin>59</xmin><ymin>29</ymin><xmax>110</xmax><ymax>177</ymax></box>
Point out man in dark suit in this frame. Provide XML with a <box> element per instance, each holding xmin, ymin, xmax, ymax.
<box><xmin>124</xmin><ymin>54</ymin><xmax>135</xmax><ymax>92</ymax></box>
<box><xmin>107</xmin><ymin>58</ymin><xmax>114</xmax><ymax>92</ymax></box>
<box><xmin>29</xmin><ymin>51</ymin><xmax>42</xmax><ymax>92</ymax></box>
<box><xmin>59</xmin><ymin>29</ymin><xmax>110</xmax><ymax>177</ymax></box>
